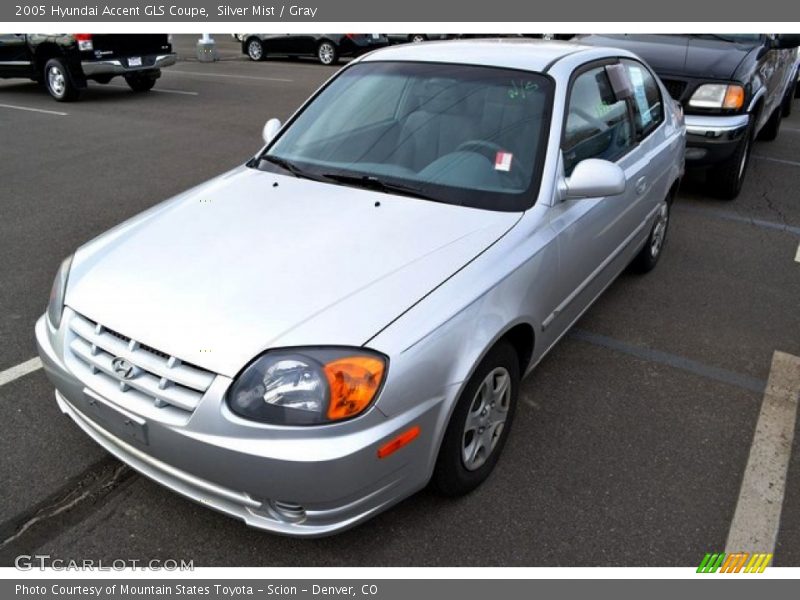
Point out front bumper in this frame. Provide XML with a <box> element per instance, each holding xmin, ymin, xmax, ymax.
<box><xmin>35</xmin><ymin>311</ymin><xmax>441</xmax><ymax>536</ymax></box>
<box><xmin>683</xmin><ymin>114</ymin><xmax>750</xmax><ymax>167</ymax></box>
<box><xmin>80</xmin><ymin>53</ymin><xmax>177</xmax><ymax>78</ymax></box>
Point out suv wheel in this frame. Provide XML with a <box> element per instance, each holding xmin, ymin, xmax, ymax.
<box><xmin>44</xmin><ymin>58</ymin><xmax>79</xmax><ymax>102</ymax></box>
<box><xmin>247</xmin><ymin>38</ymin><xmax>265</xmax><ymax>61</ymax></box>
<box><xmin>757</xmin><ymin>106</ymin><xmax>782</xmax><ymax>141</ymax></box>
<box><xmin>432</xmin><ymin>341</ymin><xmax>520</xmax><ymax>496</ymax></box>
<box><xmin>317</xmin><ymin>41</ymin><xmax>338</xmax><ymax>65</ymax></box>
<box><xmin>782</xmin><ymin>79</ymin><xmax>797</xmax><ymax>117</ymax></box>
<box><xmin>708</xmin><ymin>120</ymin><xmax>753</xmax><ymax>200</ymax></box>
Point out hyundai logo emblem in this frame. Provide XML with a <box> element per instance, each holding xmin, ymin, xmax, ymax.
<box><xmin>111</xmin><ymin>357</ymin><xmax>138</xmax><ymax>380</ymax></box>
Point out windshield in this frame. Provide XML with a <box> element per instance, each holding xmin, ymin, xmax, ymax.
<box><xmin>258</xmin><ymin>61</ymin><xmax>554</xmax><ymax>211</ymax></box>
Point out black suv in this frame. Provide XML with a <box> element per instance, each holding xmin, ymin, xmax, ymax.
<box><xmin>580</xmin><ymin>34</ymin><xmax>800</xmax><ymax>199</ymax></box>
<box><xmin>0</xmin><ymin>34</ymin><xmax>176</xmax><ymax>102</ymax></box>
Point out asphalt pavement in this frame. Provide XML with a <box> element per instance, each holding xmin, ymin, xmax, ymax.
<box><xmin>1</xmin><ymin>34</ymin><xmax>799</xmax><ymax>567</ymax></box>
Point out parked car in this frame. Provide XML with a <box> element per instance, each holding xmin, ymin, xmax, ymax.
<box><xmin>579</xmin><ymin>34</ymin><xmax>800</xmax><ymax>199</ymax></box>
<box><xmin>386</xmin><ymin>34</ymin><xmax>454</xmax><ymax>44</ymax></box>
<box><xmin>0</xmin><ymin>34</ymin><xmax>176</xmax><ymax>101</ymax></box>
<box><xmin>37</xmin><ymin>39</ymin><xmax>685</xmax><ymax>536</ymax></box>
<box><xmin>242</xmin><ymin>34</ymin><xmax>389</xmax><ymax>65</ymax></box>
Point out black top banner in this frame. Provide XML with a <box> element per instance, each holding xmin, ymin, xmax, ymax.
<box><xmin>3</xmin><ymin>0</ymin><xmax>800</xmax><ymax>22</ymax></box>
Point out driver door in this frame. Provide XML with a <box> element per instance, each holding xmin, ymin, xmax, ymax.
<box><xmin>542</xmin><ymin>61</ymin><xmax>649</xmax><ymax>341</ymax></box>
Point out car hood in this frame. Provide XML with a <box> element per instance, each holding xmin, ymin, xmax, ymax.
<box><xmin>66</xmin><ymin>167</ymin><xmax>520</xmax><ymax>377</ymax></box>
<box><xmin>579</xmin><ymin>34</ymin><xmax>753</xmax><ymax>80</ymax></box>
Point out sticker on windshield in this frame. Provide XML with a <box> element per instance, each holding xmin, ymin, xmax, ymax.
<box><xmin>495</xmin><ymin>151</ymin><xmax>513</xmax><ymax>172</ymax></box>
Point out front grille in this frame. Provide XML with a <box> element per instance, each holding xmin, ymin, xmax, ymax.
<box><xmin>68</xmin><ymin>312</ymin><xmax>214</xmax><ymax>413</ymax></box>
<box><xmin>661</xmin><ymin>78</ymin><xmax>688</xmax><ymax>102</ymax></box>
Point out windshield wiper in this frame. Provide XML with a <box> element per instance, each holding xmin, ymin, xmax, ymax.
<box><xmin>320</xmin><ymin>172</ymin><xmax>437</xmax><ymax>201</ymax></box>
<box><xmin>261</xmin><ymin>155</ymin><xmax>322</xmax><ymax>181</ymax></box>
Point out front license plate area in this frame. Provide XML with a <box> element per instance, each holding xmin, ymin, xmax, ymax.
<box><xmin>128</xmin><ymin>56</ymin><xmax>142</xmax><ymax>67</ymax></box>
<box><xmin>83</xmin><ymin>388</ymin><xmax>148</xmax><ymax>445</ymax></box>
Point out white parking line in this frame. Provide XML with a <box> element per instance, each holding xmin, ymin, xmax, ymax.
<box><xmin>726</xmin><ymin>351</ymin><xmax>800</xmax><ymax>553</ymax></box>
<box><xmin>165</xmin><ymin>70</ymin><xmax>293</xmax><ymax>83</ymax></box>
<box><xmin>795</xmin><ymin>242</ymin><xmax>800</xmax><ymax>263</ymax></box>
<box><xmin>106</xmin><ymin>84</ymin><xmax>199</xmax><ymax>96</ymax></box>
<box><xmin>0</xmin><ymin>103</ymin><xmax>67</xmax><ymax>116</ymax></box>
<box><xmin>0</xmin><ymin>357</ymin><xmax>43</xmax><ymax>387</ymax></box>
<box><xmin>753</xmin><ymin>155</ymin><xmax>800</xmax><ymax>168</ymax></box>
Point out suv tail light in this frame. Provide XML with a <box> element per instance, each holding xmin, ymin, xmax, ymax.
<box><xmin>75</xmin><ymin>34</ymin><xmax>93</xmax><ymax>52</ymax></box>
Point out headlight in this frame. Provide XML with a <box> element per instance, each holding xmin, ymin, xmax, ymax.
<box><xmin>688</xmin><ymin>83</ymin><xmax>745</xmax><ymax>110</ymax></box>
<box><xmin>227</xmin><ymin>348</ymin><xmax>387</xmax><ymax>425</ymax></box>
<box><xmin>47</xmin><ymin>255</ymin><xmax>73</xmax><ymax>329</ymax></box>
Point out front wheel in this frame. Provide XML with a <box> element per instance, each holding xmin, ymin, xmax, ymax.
<box><xmin>317</xmin><ymin>41</ymin><xmax>338</xmax><ymax>65</ymax></box>
<box><xmin>432</xmin><ymin>341</ymin><xmax>520</xmax><ymax>496</ymax></box>
<box><xmin>631</xmin><ymin>200</ymin><xmax>670</xmax><ymax>273</ymax></box>
<box><xmin>246</xmin><ymin>38</ymin><xmax>265</xmax><ymax>61</ymax></box>
<box><xmin>44</xmin><ymin>58</ymin><xmax>79</xmax><ymax>102</ymax></box>
<box><xmin>708</xmin><ymin>120</ymin><xmax>753</xmax><ymax>200</ymax></box>
<box><xmin>124</xmin><ymin>73</ymin><xmax>156</xmax><ymax>92</ymax></box>
<box><xmin>757</xmin><ymin>106</ymin><xmax>782</xmax><ymax>141</ymax></box>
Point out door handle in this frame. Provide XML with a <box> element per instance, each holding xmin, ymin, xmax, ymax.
<box><xmin>635</xmin><ymin>176</ymin><xmax>647</xmax><ymax>195</ymax></box>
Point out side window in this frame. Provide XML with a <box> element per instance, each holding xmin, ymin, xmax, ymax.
<box><xmin>562</xmin><ymin>66</ymin><xmax>634</xmax><ymax>176</ymax></box>
<box><xmin>622</xmin><ymin>59</ymin><xmax>664</xmax><ymax>137</ymax></box>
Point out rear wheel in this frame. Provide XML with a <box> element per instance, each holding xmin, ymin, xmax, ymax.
<box><xmin>44</xmin><ymin>58</ymin><xmax>79</xmax><ymax>102</ymax></box>
<box><xmin>246</xmin><ymin>38</ymin><xmax>265</xmax><ymax>61</ymax></box>
<box><xmin>432</xmin><ymin>341</ymin><xmax>519</xmax><ymax>496</ymax></box>
<box><xmin>410</xmin><ymin>34</ymin><xmax>427</xmax><ymax>43</ymax></box>
<box><xmin>708</xmin><ymin>119</ymin><xmax>753</xmax><ymax>200</ymax></box>
<box><xmin>757</xmin><ymin>106</ymin><xmax>782</xmax><ymax>141</ymax></box>
<box><xmin>317</xmin><ymin>41</ymin><xmax>338</xmax><ymax>65</ymax></box>
<box><xmin>124</xmin><ymin>73</ymin><xmax>156</xmax><ymax>92</ymax></box>
<box><xmin>631</xmin><ymin>199</ymin><xmax>670</xmax><ymax>273</ymax></box>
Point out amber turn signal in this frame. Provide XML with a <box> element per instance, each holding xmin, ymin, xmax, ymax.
<box><xmin>377</xmin><ymin>426</ymin><xmax>421</xmax><ymax>459</ymax></box>
<box><xmin>324</xmin><ymin>356</ymin><xmax>385</xmax><ymax>420</ymax></box>
<box><xmin>723</xmin><ymin>85</ymin><xmax>745</xmax><ymax>110</ymax></box>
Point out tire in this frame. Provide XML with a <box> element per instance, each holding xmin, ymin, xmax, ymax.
<box><xmin>708</xmin><ymin>119</ymin><xmax>754</xmax><ymax>200</ymax></box>
<box><xmin>410</xmin><ymin>34</ymin><xmax>427</xmax><ymax>43</ymax></box>
<box><xmin>246</xmin><ymin>38</ymin><xmax>265</xmax><ymax>61</ymax></box>
<box><xmin>43</xmin><ymin>57</ymin><xmax>79</xmax><ymax>102</ymax></box>
<box><xmin>630</xmin><ymin>199</ymin><xmax>670</xmax><ymax>273</ymax></box>
<box><xmin>757</xmin><ymin>106</ymin><xmax>781</xmax><ymax>141</ymax></box>
<box><xmin>124</xmin><ymin>74</ymin><xmax>156</xmax><ymax>93</ymax></box>
<box><xmin>317</xmin><ymin>41</ymin><xmax>338</xmax><ymax>65</ymax></box>
<box><xmin>782</xmin><ymin>80</ymin><xmax>797</xmax><ymax>117</ymax></box>
<box><xmin>432</xmin><ymin>341</ymin><xmax>520</xmax><ymax>497</ymax></box>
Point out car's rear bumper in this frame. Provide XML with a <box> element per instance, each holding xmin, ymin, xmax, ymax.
<box><xmin>35</xmin><ymin>312</ymin><xmax>439</xmax><ymax>537</ymax></box>
<box><xmin>684</xmin><ymin>114</ymin><xmax>750</xmax><ymax>167</ymax></box>
<box><xmin>80</xmin><ymin>53</ymin><xmax>176</xmax><ymax>78</ymax></box>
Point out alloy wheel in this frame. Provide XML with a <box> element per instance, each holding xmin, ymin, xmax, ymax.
<box><xmin>461</xmin><ymin>367</ymin><xmax>511</xmax><ymax>471</ymax></box>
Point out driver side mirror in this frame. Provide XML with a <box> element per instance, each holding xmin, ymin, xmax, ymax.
<box><xmin>774</xmin><ymin>34</ymin><xmax>800</xmax><ymax>49</ymax></box>
<box><xmin>262</xmin><ymin>118</ymin><xmax>282</xmax><ymax>145</ymax></box>
<box><xmin>564</xmin><ymin>159</ymin><xmax>626</xmax><ymax>199</ymax></box>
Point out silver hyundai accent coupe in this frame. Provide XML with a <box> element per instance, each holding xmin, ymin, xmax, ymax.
<box><xmin>36</xmin><ymin>40</ymin><xmax>685</xmax><ymax>536</ymax></box>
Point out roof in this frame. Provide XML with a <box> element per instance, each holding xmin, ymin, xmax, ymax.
<box><xmin>358</xmin><ymin>38</ymin><xmax>599</xmax><ymax>73</ymax></box>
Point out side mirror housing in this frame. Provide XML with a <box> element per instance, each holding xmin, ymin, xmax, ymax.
<box><xmin>774</xmin><ymin>34</ymin><xmax>800</xmax><ymax>49</ymax></box>
<box><xmin>262</xmin><ymin>118</ymin><xmax>282</xmax><ymax>145</ymax></box>
<box><xmin>564</xmin><ymin>159</ymin><xmax>626</xmax><ymax>199</ymax></box>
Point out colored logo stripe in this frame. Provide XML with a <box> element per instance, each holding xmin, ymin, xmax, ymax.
<box><xmin>697</xmin><ymin>552</ymin><xmax>772</xmax><ymax>573</ymax></box>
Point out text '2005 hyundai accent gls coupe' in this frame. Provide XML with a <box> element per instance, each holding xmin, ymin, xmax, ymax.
<box><xmin>36</xmin><ymin>40</ymin><xmax>686</xmax><ymax>536</ymax></box>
